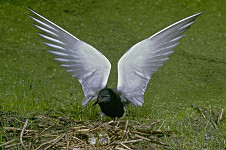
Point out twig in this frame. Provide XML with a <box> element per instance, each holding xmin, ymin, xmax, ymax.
<box><xmin>201</xmin><ymin>112</ymin><xmax>206</xmax><ymax>118</ymax></box>
<box><xmin>4</xmin><ymin>143</ymin><xmax>20</xmax><ymax>149</ymax></box>
<box><xmin>191</xmin><ymin>105</ymin><xmax>206</xmax><ymax>118</ymax></box>
<box><xmin>3</xmin><ymin>127</ymin><xmax>36</xmax><ymax>132</ymax></box>
<box><xmin>135</xmin><ymin>134</ymin><xmax>169</xmax><ymax>146</ymax></box>
<box><xmin>0</xmin><ymin>139</ymin><xmax>15</xmax><ymax>147</ymax></box>
<box><xmin>115</xmin><ymin>139</ymin><xmax>143</xmax><ymax>144</ymax></box>
<box><xmin>116</xmin><ymin>119</ymin><xmax>120</xmax><ymax>128</ymax></box>
<box><xmin>121</xmin><ymin>143</ymin><xmax>132</xmax><ymax>150</ymax></box>
<box><xmin>122</xmin><ymin>120</ymin><xmax>129</xmax><ymax>138</ymax></box>
<box><xmin>36</xmin><ymin>134</ymin><xmax>65</xmax><ymax>150</ymax></box>
<box><xmin>150</xmin><ymin>119</ymin><xmax>162</xmax><ymax>126</ymax></box>
<box><xmin>20</xmin><ymin>119</ymin><xmax>28</xmax><ymax>150</ymax></box>
<box><xmin>66</xmin><ymin>141</ymin><xmax>69</xmax><ymax>150</ymax></box>
<box><xmin>39</xmin><ymin>126</ymin><xmax>53</xmax><ymax>134</ymax></box>
<box><xmin>157</xmin><ymin>120</ymin><xmax>165</xmax><ymax>130</ymax></box>
<box><xmin>72</xmin><ymin>136</ymin><xmax>84</xmax><ymax>143</ymax></box>
<box><xmin>118</xmin><ymin>119</ymin><xmax>141</xmax><ymax>124</ymax></box>
<box><xmin>32</xmin><ymin>126</ymin><xmax>53</xmax><ymax>142</ymax></box>
<box><xmin>28</xmin><ymin>142</ymin><xmax>32</xmax><ymax>150</ymax></box>
<box><xmin>35</xmin><ymin>136</ymin><xmax>57</xmax><ymax>150</ymax></box>
<box><xmin>211</xmin><ymin>120</ymin><xmax>219</xmax><ymax>130</ymax></box>
<box><xmin>115</xmin><ymin>147</ymin><xmax>128</xmax><ymax>150</ymax></box>
<box><xmin>135</xmin><ymin>129</ymin><xmax>173</xmax><ymax>135</ymax></box>
<box><xmin>44</xmin><ymin>134</ymin><xmax>65</xmax><ymax>150</ymax></box>
<box><xmin>218</xmin><ymin>109</ymin><xmax>224</xmax><ymax>123</ymax></box>
<box><xmin>77</xmin><ymin>128</ymin><xmax>90</xmax><ymax>132</ymax></box>
<box><xmin>65</xmin><ymin>134</ymin><xmax>69</xmax><ymax>150</ymax></box>
<box><xmin>72</xmin><ymin>126</ymin><xmax>87</xmax><ymax>129</ymax></box>
<box><xmin>107</xmin><ymin>120</ymin><xmax>114</xmax><ymax>124</ymax></box>
<box><xmin>124</xmin><ymin>120</ymin><xmax>129</xmax><ymax>132</ymax></box>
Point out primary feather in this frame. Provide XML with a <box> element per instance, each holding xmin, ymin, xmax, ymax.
<box><xmin>29</xmin><ymin>8</ymin><xmax>111</xmax><ymax>106</ymax></box>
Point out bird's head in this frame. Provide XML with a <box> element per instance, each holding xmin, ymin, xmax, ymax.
<box><xmin>93</xmin><ymin>88</ymin><xmax>114</xmax><ymax>106</ymax></box>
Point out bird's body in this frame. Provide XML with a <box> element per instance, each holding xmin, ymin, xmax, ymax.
<box><xmin>95</xmin><ymin>88</ymin><xmax>124</xmax><ymax>118</ymax></box>
<box><xmin>29</xmin><ymin>8</ymin><xmax>203</xmax><ymax>118</ymax></box>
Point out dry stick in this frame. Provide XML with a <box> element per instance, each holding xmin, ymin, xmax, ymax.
<box><xmin>0</xmin><ymin>139</ymin><xmax>15</xmax><ymax>147</ymax></box>
<box><xmin>191</xmin><ymin>105</ymin><xmax>206</xmax><ymax>118</ymax></box>
<box><xmin>72</xmin><ymin>136</ymin><xmax>83</xmax><ymax>142</ymax></box>
<box><xmin>88</xmin><ymin>124</ymin><xmax>107</xmax><ymax>132</ymax></box>
<box><xmin>107</xmin><ymin>120</ymin><xmax>114</xmax><ymax>124</ymax></box>
<box><xmin>135</xmin><ymin>134</ymin><xmax>168</xmax><ymax>146</ymax></box>
<box><xmin>115</xmin><ymin>139</ymin><xmax>143</xmax><ymax>144</ymax></box>
<box><xmin>116</xmin><ymin>119</ymin><xmax>120</xmax><ymax>128</ymax></box>
<box><xmin>131</xmin><ymin>130</ymin><xmax>149</xmax><ymax>136</ymax></box>
<box><xmin>201</xmin><ymin>112</ymin><xmax>206</xmax><ymax>118</ymax></box>
<box><xmin>77</xmin><ymin>128</ymin><xmax>90</xmax><ymax>132</ymax></box>
<box><xmin>4</xmin><ymin>143</ymin><xmax>20</xmax><ymax>149</ymax></box>
<box><xmin>117</xmin><ymin>119</ymin><xmax>140</xmax><ymax>125</ymax></box>
<box><xmin>32</xmin><ymin>127</ymin><xmax>52</xmax><ymax>143</ymax></box>
<box><xmin>39</xmin><ymin>126</ymin><xmax>53</xmax><ymax>135</ymax></box>
<box><xmin>157</xmin><ymin>120</ymin><xmax>165</xmax><ymax>130</ymax></box>
<box><xmin>150</xmin><ymin>119</ymin><xmax>162</xmax><ymax>126</ymax></box>
<box><xmin>66</xmin><ymin>141</ymin><xmax>69</xmax><ymax>150</ymax></box>
<box><xmin>115</xmin><ymin>147</ymin><xmax>128</xmax><ymax>150</ymax></box>
<box><xmin>124</xmin><ymin>120</ymin><xmax>129</xmax><ymax>131</ymax></box>
<box><xmin>131</xmin><ymin>119</ymin><xmax>162</xmax><ymax>130</ymax></box>
<box><xmin>211</xmin><ymin>120</ymin><xmax>219</xmax><ymax>130</ymax></box>
<box><xmin>135</xmin><ymin>129</ymin><xmax>173</xmax><ymax>135</ymax></box>
<box><xmin>35</xmin><ymin>134</ymin><xmax>61</xmax><ymax>150</ymax></box>
<box><xmin>72</xmin><ymin>126</ymin><xmax>87</xmax><ymax>130</ymax></box>
<box><xmin>218</xmin><ymin>109</ymin><xmax>224</xmax><ymax>123</ymax></box>
<box><xmin>44</xmin><ymin>134</ymin><xmax>65</xmax><ymax>150</ymax></box>
<box><xmin>20</xmin><ymin>119</ymin><xmax>28</xmax><ymax>150</ymax></box>
<box><xmin>37</xmin><ymin>134</ymin><xmax>65</xmax><ymax>150</ymax></box>
<box><xmin>3</xmin><ymin>127</ymin><xmax>36</xmax><ymax>132</ymax></box>
<box><xmin>65</xmin><ymin>134</ymin><xmax>69</xmax><ymax>150</ymax></box>
<box><xmin>72</xmin><ymin>135</ymin><xmax>88</xmax><ymax>146</ymax></box>
<box><xmin>122</xmin><ymin>120</ymin><xmax>129</xmax><ymax>139</ymax></box>
<box><xmin>126</xmin><ymin>128</ymin><xmax>130</xmax><ymax>139</ymax></box>
<box><xmin>28</xmin><ymin>142</ymin><xmax>32</xmax><ymax>150</ymax></box>
<box><xmin>120</xmin><ymin>143</ymin><xmax>132</xmax><ymax>150</ymax></box>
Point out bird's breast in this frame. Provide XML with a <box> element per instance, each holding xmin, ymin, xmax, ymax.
<box><xmin>98</xmin><ymin>98</ymin><xmax>124</xmax><ymax>118</ymax></box>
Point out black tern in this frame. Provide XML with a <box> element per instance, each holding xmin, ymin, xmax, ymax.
<box><xmin>29</xmin><ymin>8</ymin><xmax>202</xmax><ymax>119</ymax></box>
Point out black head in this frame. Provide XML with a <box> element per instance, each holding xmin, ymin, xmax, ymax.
<box><xmin>93</xmin><ymin>88</ymin><xmax>115</xmax><ymax>106</ymax></box>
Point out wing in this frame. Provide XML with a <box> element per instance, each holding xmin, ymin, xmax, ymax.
<box><xmin>117</xmin><ymin>12</ymin><xmax>203</xmax><ymax>106</ymax></box>
<box><xmin>29</xmin><ymin>8</ymin><xmax>111</xmax><ymax>105</ymax></box>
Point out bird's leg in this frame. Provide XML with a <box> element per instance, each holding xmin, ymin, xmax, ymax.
<box><xmin>100</xmin><ymin>112</ymin><xmax>105</xmax><ymax>122</ymax></box>
<box><xmin>114</xmin><ymin>117</ymin><xmax>120</xmax><ymax>128</ymax></box>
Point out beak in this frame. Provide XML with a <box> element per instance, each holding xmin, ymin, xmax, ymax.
<box><xmin>92</xmin><ymin>99</ymin><xmax>103</xmax><ymax>106</ymax></box>
<box><xmin>92</xmin><ymin>100</ymin><xmax>99</xmax><ymax>106</ymax></box>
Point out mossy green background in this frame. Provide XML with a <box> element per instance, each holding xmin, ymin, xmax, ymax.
<box><xmin>0</xmin><ymin>0</ymin><xmax>225</xmax><ymax>148</ymax></box>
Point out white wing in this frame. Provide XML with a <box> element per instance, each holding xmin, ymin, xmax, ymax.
<box><xmin>29</xmin><ymin>8</ymin><xmax>111</xmax><ymax>105</ymax></box>
<box><xmin>117</xmin><ymin>12</ymin><xmax>203</xmax><ymax>106</ymax></box>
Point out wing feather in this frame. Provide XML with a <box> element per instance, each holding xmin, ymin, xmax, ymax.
<box><xmin>117</xmin><ymin>12</ymin><xmax>203</xmax><ymax>106</ymax></box>
<box><xmin>29</xmin><ymin>8</ymin><xmax>111</xmax><ymax>105</ymax></box>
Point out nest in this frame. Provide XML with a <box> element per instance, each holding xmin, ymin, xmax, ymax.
<box><xmin>0</xmin><ymin>114</ymin><xmax>173</xmax><ymax>149</ymax></box>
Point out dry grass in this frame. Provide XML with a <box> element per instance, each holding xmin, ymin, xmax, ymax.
<box><xmin>0</xmin><ymin>115</ymin><xmax>172</xmax><ymax>149</ymax></box>
<box><xmin>1</xmin><ymin>105</ymin><xmax>225</xmax><ymax>149</ymax></box>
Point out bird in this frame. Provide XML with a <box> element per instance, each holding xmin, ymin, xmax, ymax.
<box><xmin>93</xmin><ymin>88</ymin><xmax>125</xmax><ymax>119</ymax></box>
<box><xmin>28</xmin><ymin>8</ymin><xmax>202</xmax><ymax>119</ymax></box>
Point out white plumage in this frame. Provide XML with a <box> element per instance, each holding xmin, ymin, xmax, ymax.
<box><xmin>117</xmin><ymin>13</ymin><xmax>203</xmax><ymax>106</ymax></box>
<box><xmin>29</xmin><ymin>8</ymin><xmax>111</xmax><ymax>106</ymax></box>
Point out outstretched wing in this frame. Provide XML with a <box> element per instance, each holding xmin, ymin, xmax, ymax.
<box><xmin>29</xmin><ymin>8</ymin><xmax>111</xmax><ymax>105</ymax></box>
<box><xmin>117</xmin><ymin>12</ymin><xmax>203</xmax><ymax>106</ymax></box>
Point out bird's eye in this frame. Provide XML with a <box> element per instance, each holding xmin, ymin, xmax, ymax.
<box><xmin>105</xmin><ymin>94</ymin><xmax>110</xmax><ymax>97</ymax></box>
